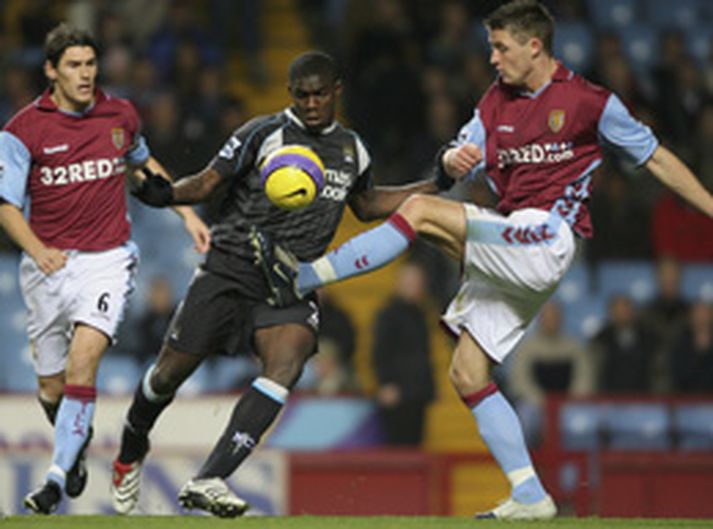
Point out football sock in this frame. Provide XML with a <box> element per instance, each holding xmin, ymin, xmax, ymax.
<box><xmin>46</xmin><ymin>385</ymin><xmax>96</xmax><ymax>490</ymax></box>
<box><xmin>196</xmin><ymin>377</ymin><xmax>288</xmax><ymax>479</ymax></box>
<box><xmin>464</xmin><ymin>383</ymin><xmax>547</xmax><ymax>504</ymax></box>
<box><xmin>297</xmin><ymin>213</ymin><xmax>416</xmax><ymax>294</ymax></box>
<box><xmin>118</xmin><ymin>365</ymin><xmax>174</xmax><ymax>464</ymax></box>
<box><xmin>39</xmin><ymin>396</ymin><xmax>60</xmax><ymax>425</ymax></box>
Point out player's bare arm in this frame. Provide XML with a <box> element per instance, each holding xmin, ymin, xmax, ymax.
<box><xmin>645</xmin><ymin>145</ymin><xmax>713</xmax><ymax>218</ymax></box>
<box><xmin>0</xmin><ymin>201</ymin><xmax>67</xmax><ymax>274</ymax></box>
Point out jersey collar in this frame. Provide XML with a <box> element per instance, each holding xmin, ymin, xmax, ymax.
<box><xmin>36</xmin><ymin>87</ymin><xmax>107</xmax><ymax>116</ymax></box>
<box><xmin>506</xmin><ymin>61</ymin><xmax>573</xmax><ymax>99</ymax></box>
<box><xmin>285</xmin><ymin>107</ymin><xmax>338</xmax><ymax>135</ymax></box>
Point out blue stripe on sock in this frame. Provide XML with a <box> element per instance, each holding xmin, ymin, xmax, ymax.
<box><xmin>297</xmin><ymin>221</ymin><xmax>410</xmax><ymax>293</ymax></box>
<box><xmin>471</xmin><ymin>391</ymin><xmax>546</xmax><ymax>504</ymax></box>
<box><xmin>252</xmin><ymin>379</ymin><xmax>286</xmax><ymax>405</ymax></box>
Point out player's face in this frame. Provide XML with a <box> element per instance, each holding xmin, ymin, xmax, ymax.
<box><xmin>45</xmin><ymin>45</ymin><xmax>98</xmax><ymax>112</ymax></box>
<box><xmin>488</xmin><ymin>28</ymin><xmax>536</xmax><ymax>88</ymax></box>
<box><xmin>289</xmin><ymin>75</ymin><xmax>341</xmax><ymax>132</ymax></box>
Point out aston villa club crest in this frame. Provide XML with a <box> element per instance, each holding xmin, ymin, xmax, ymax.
<box><xmin>548</xmin><ymin>110</ymin><xmax>566</xmax><ymax>133</ymax></box>
<box><xmin>111</xmin><ymin>128</ymin><xmax>125</xmax><ymax>150</ymax></box>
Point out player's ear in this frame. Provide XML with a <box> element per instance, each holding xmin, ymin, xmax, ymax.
<box><xmin>333</xmin><ymin>79</ymin><xmax>343</xmax><ymax>97</ymax></box>
<box><xmin>44</xmin><ymin>60</ymin><xmax>57</xmax><ymax>82</ymax></box>
<box><xmin>529</xmin><ymin>36</ymin><xmax>543</xmax><ymax>59</ymax></box>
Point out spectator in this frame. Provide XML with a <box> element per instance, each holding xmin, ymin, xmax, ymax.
<box><xmin>591</xmin><ymin>295</ymin><xmax>656</xmax><ymax>393</ymax></box>
<box><xmin>130</xmin><ymin>276</ymin><xmax>177</xmax><ymax>368</ymax></box>
<box><xmin>372</xmin><ymin>260</ymin><xmax>435</xmax><ymax>446</ymax></box>
<box><xmin>670</xmin><ymin>301</ymin><xmax>713</xmax><ymax>392</ymax></box>
<box><xmin>641</xmin><ymin>257</ymin><xmax>689</xmax><ymax>391</ymax></box>
<box><xmin>318</xmin><ymin>290</ymin><xmax>358</xmax><ymax>389</ymax></box>
<box><xmin>509</xmin><ymin>302</ymin><xmax>593</xmax><ymax>444</ymax></box>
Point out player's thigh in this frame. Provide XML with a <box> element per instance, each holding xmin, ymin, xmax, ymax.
<box><xmin>71</xmin><ymin>243</ymin><xmax>139</xmax><ymax>344</ymax></box>
<box><xmin>398</xmin><ymin>194</ymin><xmax>466</xmax><ymax>261</ymax></box>
<box><xmin>253</xmin><ymin>297</ymin><xmax>319</xmax><ymax>387</ymax></box>
<box><xmin>166</xmin><ymin>270</ymin><xmax>253</xmax><ymax>358</ymax></box>
<box><xmin>64</xmin><ymin>324</ymin><xmax>111</xmax><ymax>385</ymax></box>
<box><xmin>449</xmin><ymin>330</ymin><xmax>494</xmax><ymax>395</ymax></box>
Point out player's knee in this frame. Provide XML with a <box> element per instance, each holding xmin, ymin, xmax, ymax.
<box><xmin>397</xmin><ymin>193</ymin><xmax>438</xmax><ymax>232</ymax></box>
<box><xmin>448</xmin><ymin>362</ymin><xmax>490</xmax><ymax>395</ymax></box>
<box><xmin>262</xmin><ymin>354</ymin><xmax>308</xmax><ymax>389</ymax></box>
<box><xmin>38</xmin><ymin>375</ymin><xmax>64</xmax><ymax>402</ymax></box>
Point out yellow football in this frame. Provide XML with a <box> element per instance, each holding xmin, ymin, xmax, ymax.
<box><xmin>260</xmin><ymin>145</ymin><xmax>325</xmax><ymax>211</ymax></box>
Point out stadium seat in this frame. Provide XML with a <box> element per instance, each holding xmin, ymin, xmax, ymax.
<box><xmin>554</xmin><ymin>23</ymin><xmax>595</xmax><ymax>73</ymax></box>
<box><xmin>560</xmin><ymin>402</ymin><xmax>603</xmax><ymax>450</ymax></box>
<box><xmin>618</xmin><ymin>26</ymin><xmax>660</xmax><ymax>73</ymax></box>
<box><xmin>645</xmin><ymin>0</ymin><xmax>702</xmax><ymax>30</ymax></box>
<box><xmin>686</xmin><ymin>26</ymin><xmax>713</xmax><ymax>66</ymax></box>
<box><xmin>602</xmin><ymin>403</ymin><xmax>671</xmax><ymax>450</ymax></box>
<box><xmin>552</xmin><ymin>263</ymin><xmax>605</xmax><ymax>340</ymax></box>
<box><xmin>96</xmin><ymin>354</ymin><xmax>142</xmax><ymax>395</ymax></box>
<box><xmin>595</xmin><ymin>261</ymin><xmax>656</xmax><ymax>304</ymax></box>
<box><xmin>673</xmin><ymin>404</ymin><xmax>713</xmax><ymax>450</ymax></box>
<box><xmin>586</xmin><ymin>0</ymin><xmax>639</xmax><ymax>30</ymax></box>
<box><xmin>680</xmin><ymin>264</ymin><xmax>713</xmax><ymax>302</ymax></box>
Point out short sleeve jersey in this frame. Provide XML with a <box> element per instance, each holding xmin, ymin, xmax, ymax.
<box><xmin>455</xmin><ymin>63</ymin><xmax>658</xmax><ymax>238</ymax></box>
<box><xmin>0</xmin><ymin>89</ymin><xmax>149</xmax><ymax>250</ymax></box>
<box><xmin>209</xmin><ymin>108</ymin><xmax>373</xmax><ymax>261</ymax></box>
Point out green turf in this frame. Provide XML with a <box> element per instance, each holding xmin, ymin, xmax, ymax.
<box><xmin>3</xmin><ymin>516</ymin><xmax>713</xmax><ymax>529</ymax></box>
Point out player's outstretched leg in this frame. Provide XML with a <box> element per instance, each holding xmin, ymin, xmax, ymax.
<box><xmin>38</xmin><ymin>396</ymin><xmax>93</xmax><ymax>498</ymax></box>
<box><xmin>452</xmin><ymin>334</ymin><xmax>555</xmax><ymax>520</ymax></box>
<box><xmin>111</xmin><ymin>365</ymin><xmax>172</xmax><ymax>514</ymax></box>
<box><xmin>251</xmin><ymin>213</ymin><xmax>415</xmax><ymax>307</ymax></box>
<box><xmin>178</xmin><ymin>477</ymin><xmax>248</xmax><ymax>518</ymax></box>
<box><xmin>25</xmin><ymin>385</ymin><xmax>96</xmax><ymax>514</ymax></box>
<box><xmin>177</xmin><ymin>376</ymin><xmax>289</xmax><ymax>517</ymax></box>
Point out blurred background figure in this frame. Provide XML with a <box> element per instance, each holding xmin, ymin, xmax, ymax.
<box><xmin>126</xmin><ymin>275</ymin><xmax>177</xmax><ymax>369</ymax></box>
<box><xmin>509</xmin><ymin>302</ymin><xmax>593</xmax><ymax>446</ymax></box>
<box><xmin>591</xmin><ymin>295</ymin><xmax>656</xmax><ymax>393</ymax></box>
<box><xmin>670</xmin><ymin>301</ymin><xmax>713</xmax><ymax>393</ymax></box>
<box><xmin>372</xmin><ymin>260</ymin><xmax>435</xmax><ymax>446</ymax></box>
<box><xmin>641</xmin><ymin>257</ymin><xmax>689</xmax><ymax>392</ymax></box>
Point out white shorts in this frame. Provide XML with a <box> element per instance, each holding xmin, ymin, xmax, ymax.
<box><xmin>442</xmin><ymin>205</ymin><xmax>575</xmax><ymax>363</ymax></box>
<box><xmin>19</xmin><ymin>241</ymin><xmax>139</xmax><ymax>376</ymax></box>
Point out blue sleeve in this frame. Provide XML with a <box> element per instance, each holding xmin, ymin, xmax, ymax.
<box><xmin>125</xmin><ymin>134</ymin><xmax>150</xmax><ymax>166</ymax></box>
<box><xmin>598</xmin><ymin>93</ymin><xmax>658</xmax><ymax>166</ymax></box>
<box><xmin>0</xmin><ymin>131</ymin><xmax>31</xmax><ymax>208</ymax></box>
<box><xmin>454</xmin><ymin>109</ymin><xmax>487</xmax><ymax>180</ymax></box>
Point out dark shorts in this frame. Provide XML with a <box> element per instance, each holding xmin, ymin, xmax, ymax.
<box><xmin>165</xmin><ymin>265</ymin><xmax>320</xmax><ymax>358</ymax></box>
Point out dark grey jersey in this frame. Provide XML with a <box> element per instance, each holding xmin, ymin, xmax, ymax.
<box><xmin>208</xmin><ymin>108</ymin><xmax>372</xmax><ymax>264</ymax></box>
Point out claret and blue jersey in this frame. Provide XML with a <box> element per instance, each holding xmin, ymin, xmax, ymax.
<box><xmin>455</xmin><ymin>62</ymin><xmax>658</xmax><ymax>238</ymax></box>
<box><xmin>0</xmin><ymin>88</ymin><xmax>149</xmax><ymax>251</ymax></box>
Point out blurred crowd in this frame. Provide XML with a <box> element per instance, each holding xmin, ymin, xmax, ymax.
<box><xmin>1</xmin><ymin>0</ymin><xmax>713</xmax><ymax>446</ymax></box>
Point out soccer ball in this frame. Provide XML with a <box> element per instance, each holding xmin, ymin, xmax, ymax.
<box><xmin>260</xmin><ymin>145</ymin><xmax>325</xmax><ymax>211</ymax></box>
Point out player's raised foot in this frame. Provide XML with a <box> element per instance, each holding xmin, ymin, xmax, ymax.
<box><xmin>111</xmin><ymin>458</ymin><xmax>144</xmax><ymax>514</ymax></box>
<box><xmin>178</xmin><ymin>477</ymin><xmax>249</xmax><ymax>518</ymax></box>
<box><xmin>65</xmin><ymin>426</ymin><xmax>93</xmax><ymax>498</ymax></box>
<box><xmin>249</xmin><ymin>225</ymin><xmax>302</xmax><ymax>307</ymax></box>
<box><xmin>475</xmin><ymin>495</ymin><xmax>557</xmax><ymax>520</ymax></box>
<box><xmin>24</xmin><ymin>480</ymin><xmax>62</xmax><ymax>514</ymax></box>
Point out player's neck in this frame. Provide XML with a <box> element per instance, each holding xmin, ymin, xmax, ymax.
<box><xmin>524</xmin><ymin>57</ymin><xmax>558</xmax><ymax>93</ymax></box>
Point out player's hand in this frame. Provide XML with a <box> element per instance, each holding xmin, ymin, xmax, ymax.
<box><xmin>183</xmin><ymin>212</ymin><xmax>211</xmax><ymax>253</ymax></box>
<box><xmin>31</xmin><ymin>246</ymin><xmax>67</xmax><ymax>275</ymax></box>
<box><xmin>443</xmin><ymin>143</ymin><xmax>483</xmax><ymax>179</ymax></box>
<box><xmin>131</xmin><ymin>168</ymin><xmax>174</xmax><ymax>207</ymax></box>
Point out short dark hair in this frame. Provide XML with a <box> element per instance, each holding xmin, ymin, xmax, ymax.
<box><xmin>288</xmin><ymin>51</ymin><xmax>339</xmax><ymax>85</ymax></box>
<box><xmin>485</xmin><ymin>0</ymin><xmax>555</xmax><ymax>55</ymax></box>
<box><xmin>44</xmin><ymin>22</ymin><xmax>98</xmax><ymax>67</ymax></box>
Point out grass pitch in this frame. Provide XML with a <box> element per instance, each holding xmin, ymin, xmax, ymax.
<box><xmin>3</xmin><ymin>516</ymin><xmax>713</xmax><ymax>529</ymax></box>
